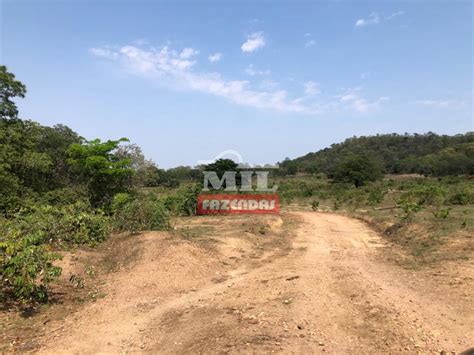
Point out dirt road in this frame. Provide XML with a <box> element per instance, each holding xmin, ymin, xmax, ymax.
<box><xmin>37</xmin><ymin>212</ymin><xmax>473</xmax><ymax>353</ymax></box>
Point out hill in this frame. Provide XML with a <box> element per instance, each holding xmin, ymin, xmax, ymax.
<box><xmin>279</xmin><ymin>132</ymin><xmax>474</xmax><ymax>177</ymax></box>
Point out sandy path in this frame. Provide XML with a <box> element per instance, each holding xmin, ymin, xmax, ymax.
<box><xmin>38</xmin><ymin>212</ymin><xmax>473</xmax><ymax>354</ymax></box>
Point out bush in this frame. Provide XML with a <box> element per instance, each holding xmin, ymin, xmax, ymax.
<box><xmin>163</xmin><ymin>184</ymin><xmax>200</xmax><ymax>216</ymax></box>
<box><xmin>1</xmin><ymin>202</ymin><xmax>109</xmax><ymax>301</ymax></box>
<box><xmin>111</xmin><ymin>193</ymin><xmax>170</xmax><ymax>234</ymax></box>
<box><xmin>399</xmin><ymin>183</ymin><xmax>446</xmax><ymax>206</ymax></box>
<box><xmin>447</xmin><ymin>191</ymin><xmax>474</xmax><ymax>205</ymax></box>
<box><xmin>1</xmin><ymin>231</ymin><xmax>62</xmax><ymax>301</ymax></box>
<box><xmin>12</xmin><ymin>202</ymin><xmax>109</xmax><ymax>246</ymax></box>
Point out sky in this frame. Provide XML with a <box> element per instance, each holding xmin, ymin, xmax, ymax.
<box><xmin>1</xmin><ymin>0</ymin><xmax>473</xmax><ymax>168</ymax></box>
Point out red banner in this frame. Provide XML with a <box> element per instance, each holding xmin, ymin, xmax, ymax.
<box><xmin>197</xmin><ymin>194</ymin><xmax>280</xmax><ymax>215</ymax></box>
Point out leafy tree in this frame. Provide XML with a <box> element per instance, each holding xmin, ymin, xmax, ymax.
<box><xmin>331</xmin><ymin>154</ymin><xmax>382</xmax><ymax>187</ymax></box>
<box><xmin>114</xmin><ymin>143</ymin><xmax>158</xmax><ymax>187</ymax></box>
<box><xmin>67</xmin><ymin>138</ymin><xmax>133</xmax><ymax>207</ymax></box>
<box><xmin>204</xmin><ymin>158</ymin><xmax>238</xmax><ymax>176</ymax></box>
<box><xmin>0</xmin><ymin>65</ymin><xmax>26</xmax><ymax>120</ymax></box>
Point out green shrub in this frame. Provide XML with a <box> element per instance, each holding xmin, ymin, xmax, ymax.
<box><xmin>1</xmin><ymin>230</ymin><xmax>62</xmax><ymax>301</ymax></box>
<box><xmin>447</xmin><ymin>191</ymin><xmax>474</xmax><ymax>205</ymax></box>
<box><xmin>111</xmin><ymin>193</ymin><xmax>170</xmax><ymax>233</ymax></box>
<box><xmin>13</xmin><ymin>202</ymin><xmax>109</xmax><ymax>246</ymax></box>
<box><xmin>1</xmin><ymin>202</ymin><xmax>109</xmax><ymax>302</ymax></box>
<box><xmin>432</xmin><ymin>207</ymin><xmax>451</xmax><ymax>219</ymax></box>
<box><xmin>163</xmin><ymin>184</ymin><xmax>200</xmax><ymax>216</ymax></box>
<box><xmin>311</xmin><ymin>200</ymin><xmax>320</xmax><ymax>211</ymax></box>
<box><xmin>367</xmin><ymin>186</ymin><xmax>387</xmax><ymax>205</ymax></box>
<box><xmin>399</xmin><ymin>183</ymin><xmax>446</xmax><ymax>206</ymax></box>
<box><xmin>397</xmin><ymin>200</ymin><xmax>422</xmax><ymax>220</ymax></box>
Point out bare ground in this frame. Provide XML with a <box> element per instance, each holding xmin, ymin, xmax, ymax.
<box><xmin>4</xmin><ymin>212</ymin><xmax>474</xmax><ymax>353</ymax></box>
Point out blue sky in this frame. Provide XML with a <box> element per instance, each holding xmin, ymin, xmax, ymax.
<box><xmin>1</xmin><ymin>0</ymin><xmax>472</xmax><ymax>168</ymax></box>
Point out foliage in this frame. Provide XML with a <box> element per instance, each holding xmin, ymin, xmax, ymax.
<box><xmin>0</xmin><ymin>65</ymin><xmax>27</xmax><ymax>120</ymax></box>
<box><xmin>163</xmin><ymin>184</ymin><xmax>201</xmax><ymax>216</ymax></box>
<box><xmin>398</xmin><ymin>183</ymin><xmax>446</xmax><ymax>206</ymax></box>
<box><xmin>6</xmin><ymin>202</ymin><xmax>109</xmax><ymax>247</ymax></box>
<box><xmin>279</xmin><ymin>132</ymin><xmax>474</xmax><ymax>177</ymax></box>
<box><xmin>67</xmin><ymin>138</ymin><xmax>134</xmax><ymax>208</ymax></box>
<box><xmin>1</xmin><ymin>232</ymin><xmax>61</xmax><ymax>301</ymax></box>
<box><xmin>397</xmin><ymin>200</ymin><xmax>423</xmax><ymax>220</ymax></box>
<box><xmin>111</xmin><ymin>193</ymin><xmax>170</xmax><ymax>234</ymax></box>
<box><xmin>432</xmin><ymin>207</ymin><xmax>451</xmax><ymax>219</ymax></box>
<box><xmin>330</xmin><ymin>153</ymin><xmax>382</xmax><ymax>187</ymax></box>
<box><xmin>1</xmin><ymin>201</ymin><xmax>108</xmax><ymax>301</ymax></box>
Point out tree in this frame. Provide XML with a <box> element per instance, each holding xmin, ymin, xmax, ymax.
<box><xmin>331</xmin><ymin>153</ymin><xmax>382</xmax><ymax>187</ymax></box>
<box><xmin>67</xmin><ymin>138</ymin><xmax>133</xmax><ymax>207</ymax></box>
<box><xmin>114</xmin><ymin>143</ymin><xmax>158</xmax><ymax>187</ymax></box>
<box><xmin>204</xmin><ymin>159</ymin><xmax>238</xmax><ymax>177</ymax></box>
<box><xmin>0</xmin><ymin>66</ymin><xmax>26</xmax><ymax>120</ymax></box>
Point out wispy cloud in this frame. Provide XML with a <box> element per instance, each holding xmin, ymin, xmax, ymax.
<box><xmin>208</xmin><ymin>52</ymin><xmax>222</xmax><ymax>63</ymax></box>
<box><xmin>338</xmin><ymin>88</ymin><xmax>388</xmax><ymax>113</ymax></box>
<box><xmin>355</xmin><ymin>12</ymin><xmax>380</xmax><ymax>27</ymax></box>
<box><xmin>91</xmin><ymin>43</ymin><xmax>386</xmax><ymax>115</ymax></box>
<box><xmin>355</xmin><ymin>11</ymin><xmax>405</xmax><ymax>28</ymax></box>
<box><xmin>180</xmin><ymin>47</ymin><xmax>199</xmax><ymax>59</ymax></box>
<box><xmin>245</xmin><ymin>64</ymin><xmax>270</xmax><ymax>76</ymax></box>
<box><xmin>304</xmin><ymin>81</ymin><xmax>320</xmax><ymax>96</ymax></box>
<box><xmin>416</xmin><ymin>99</ymin><xmax>466</xmax><ymax>109</ymax></box>
<box><xmin>305</xmin><ymin>39</ymin><xmax>316</xmax><ymax>48</ymax></box>
<box><xmin>386</xmin><ymin>11</ymin><xmax>405</xmax><ymax>21</ymax></box>
<box><xmin>241</xmin><ymin>32</ymin><xmax>266</xmax><ymax>53</ymax></box>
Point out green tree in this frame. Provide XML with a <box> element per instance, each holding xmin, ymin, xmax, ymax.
<box><xmin>0</xmin><ymin>66</ymin><xmax>26</xmax><ymax>120</ymax></box>
<box><xmin>67</xmin><ymin>138</ymin><xmax>133</xmax><ymax>207</ymax></box>
<box><xmin>331</xmin><ymin>154</ymin><xmax>382</xmax><ymax>187</ymax></box>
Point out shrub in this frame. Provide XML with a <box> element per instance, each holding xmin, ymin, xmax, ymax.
<box><xmin>1</xmin><ymin>201</ymin><xmax>109</xmax><ymax>302</ymax></box>
<box><xmin>163</xmin><ymin>184</ymin><xmax>200</xmax><ymax>216</ymax></box>
<box><xmin>432</xmin><ymin>207</ymin><xmax>451</xmax><ymax>219</ymax></box>
<box><xmin>1</xmin><ymin>229</ymin><xmax>62</xmax><ymax>301</ymax></box>
<box><xmin>311</xmin><ymin>200</ymin><xmax>320</xmax><ymax>211</ymax></box>
<box><xmin>13</xmin><ymin>202</ymin><xmax>109</xmax><ymax>246</ymax></box>
<box><xmin>399</xmin><ymin>184</ymin><xmax>446</xmax><ymax>206</ymax></box>
<box><xmin>367</xmin><ymin>186</ymin><xmax>387</xmax><ymax>205</ymax></box>
<box><xmin>111</xmin><ymin>193</ymin><xmax>170</xmax><ymax>233</ymax></box>
<box><xmin>447</xmin><ymin>191</ymin><xmax>474</xmax><ymax>205</ymax></box>
<box><xmin>397</xmin><ymin>200</ymin><xmax>422</xmax><ymax>220</ymax></box>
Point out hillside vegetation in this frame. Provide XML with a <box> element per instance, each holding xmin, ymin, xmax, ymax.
<box><xmin>279</xmin><ymin>132</ymin><xmax>474</xmax><ymax>177</ymax></box>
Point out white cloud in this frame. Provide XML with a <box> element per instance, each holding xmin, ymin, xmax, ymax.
<box><xmin>305</xmin><ymin>39</ymin><xmax>316</xmax><ymax>48</ymax></box>
<box><xmin>91</xmin><ymin>44</ymin><xmax>313</xmax><ymax>113</ymax></box>
<box><xmin>338</xmin><ymin>88</ymin><xmax>388</xmax><ymax>113</ymax></box>
<box><xmin>89</xmin><ymin>47</ymin><xmax>118</xmax><ymax>60</ymax></box>
<box><xmin>355</xmin><ymin>12</ymin><xmax>380</xmax><ymax>27</ymax></box>
<box><xmin>304</xmin><ymin>81</ymin><xmax>320</xmax><ymax>96</ymax></box>
<box><xmin>91</xmin><ymin>43</ymin><xmax>387</xmax><ymax>115</ymax></box>
<box><xmin>208</xmin><ymin>52</ymin><xmax>222</xmax><ymax>63</ymax></box>
<box><xmin>386</xmin><ymin>11</ymin><xmax>405</xmax><ymax>20</ymax></box>
<box><xmin>180</xmin><ymin>47</ymin><xmax>199</xmax><ymax>59</ymax></box>
<box><xmin>241</xmin><ymin>32</ymin><xmax>266</xmax><ymax>53</ymax></box>
<box><xmin>245</xmin><ymin>64</ymin><xmax>270</xmax><ymax>76</ymax></box>
<box><xmin>416</xmin><ymin>99</ymin><xmax>466</xmax><ymax>109</ymax></box>
<box><xmin>356</xmin><ymin>11</ymin><xmax>405</xmax><ymax>28</ymax></box>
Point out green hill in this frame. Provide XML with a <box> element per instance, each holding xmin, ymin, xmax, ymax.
<box><xmin>279</xmin><ymin>132</ymin><xmax>474</xmax><ymax>177</ymax></box>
